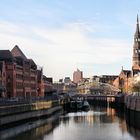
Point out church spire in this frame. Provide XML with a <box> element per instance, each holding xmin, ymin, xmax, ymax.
<box><xmin>137</xmin><ymin>14</ymin><xmax>139</xmax><ymax>23</ymax></box>
<box><xmin>132</xmin><ymin>14</ymin><xmax>140</xmax><ymax>74</ymax></box>
<box><xmin>135</xmin><ymin>14</ymin><xmax>139</xmax><ymax>35</ymax></box>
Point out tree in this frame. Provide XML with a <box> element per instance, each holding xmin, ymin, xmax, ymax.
<box><xmin>131</xmin><ymin>81</ymin><xmax>140</xmax><ymax>93</ymax></box>
<box><xmin>128</xmin><ymin>76</ymin><xmax>140</xmax><ymax>95</ymax></box>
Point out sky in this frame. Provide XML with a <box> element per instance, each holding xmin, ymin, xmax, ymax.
<box><xmin>0</xmin><ymin>0</ymin><xmax>140</xmax><ymax>81</ymax></box>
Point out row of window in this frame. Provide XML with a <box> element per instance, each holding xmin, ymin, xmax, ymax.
<box><xmin>16</xmin><ymin>66</ymin><xmax>36</xmax><ymax>72</ymax></box>
<box><xmin>16</xmin><ymin>91</ymin><xmax>37</xmax><ymax>95</ymax></box>
<box><xmin>6</xmin><ymin>65</ymin><xmax>37</xmax><ymax>72</ymax></box>
<box><xmin>16</xmin><ymin>82</ymin><xmax>23</xmax><ymax>89</ymax></box>
<box><xmin>6</xmin><ymin>65</ymin><xmax>15</xmax><ymax>70</ymax></box>
<box><xmin>16</xmin><ymin>82</ymin><xmax>37</xmax><ymax>88</ymax></box>
<box><xmin>16</xmin><ymin>74</ymin><xmax>36</xmax><ymax>80</ymax></box>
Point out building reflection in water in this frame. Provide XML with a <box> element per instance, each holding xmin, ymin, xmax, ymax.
<box><xmin>61</xmin><ymin>106</ymin><xmax>139</xmax><ymax>139</ymax></box>
<box><xmin>2</xmin><ymin>106</ymin><xmax>140</xmax><ymax>140</ymax></box>
<box><xmin>70</xmin><ymin>107</ymin><xmax>116</xmax><ymax>126</ymax></box>
<box><xmin>1</xmin><ymin>118</ymin><xmax>60</xmax><ymax>140</ymax></box>
<box><xmin>127</xmin><ymin>125</ymin><xmax>140</xmax><ymax>140</ymax></box>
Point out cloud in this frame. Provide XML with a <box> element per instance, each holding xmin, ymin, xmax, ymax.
<box><xmin>33</xmin><ymin>22</ymin><xmax>131</xmax><ymax>63</ymax></box>
<box><xmin>0</xmin><ymin>21</ymin><xmax>132</xmax><ymax>80</ymax></box>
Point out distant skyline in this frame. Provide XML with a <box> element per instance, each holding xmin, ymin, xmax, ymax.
<box><xmin>0</xmin><ymin>0</ymin><xmax>140</xmax><ymax>81</ymax></box>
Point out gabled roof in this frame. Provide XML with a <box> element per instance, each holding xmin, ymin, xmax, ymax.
<box><xmin>43</xmin><ymin>75</ymin><xmax>53</xmax><ymax>83</ymax></box>
<box><xmin>120</xmin><ymin>70</ymin><xmax>131</xmax><ymax>78</ymax></box>
<box><xmin>0</xmin><ymin>50</ymin><xmax>15</xmax><ymax>62</ymax></box>
<box><xmin>29</xmin><ymin>59</ymin><xmax>37</xmax><ymax>69</ymax></box>
<box><xmin>29</xmin><ymin>59</ymin><xmax>36</xmax><ymax>65</ymax></box>
<box><xmin>11</xmin><ymin>45</ymin><xmax>27</xmax><ymax>60</ymax></box>
<box><xmin>122</xmin><ymin>70</ymin><xmax>131</xmax><ymax>74</ymax></box>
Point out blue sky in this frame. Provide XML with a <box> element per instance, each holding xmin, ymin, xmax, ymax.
<box><xmin>0</xmin><ymin>0</ymin><xmax>139</xmax><ymax>81</ymax></box>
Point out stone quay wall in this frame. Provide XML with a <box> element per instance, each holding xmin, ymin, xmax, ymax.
<box><xmin>0</xmin><ymin>100</ymin><xmax>62</xmax><ymax>126</ymax></box>
<box><xmin>124</xmin><ymin>95</ymin><xmax>140</xmax><ymax>112</ymax></box>
<box><xmin>124</xmin><ymin>95</ymin><xmax>140</xmax><ymax>129</ymax></box>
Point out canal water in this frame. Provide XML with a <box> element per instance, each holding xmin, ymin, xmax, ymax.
<box><xmin>1</xmin><ymin>106</ymin><xmax>140</xmax><ymax>140</ymax></box>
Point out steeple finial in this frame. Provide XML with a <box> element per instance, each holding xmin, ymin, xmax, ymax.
<box><xmin>121</xmin><ymin>66</ymin><xmax>123</xmax><ymax>71</ymax></box>
<box><xmin>137</xmin><ymin>14</ymin><xmax>139</xmax><ymax>24</ymax></box>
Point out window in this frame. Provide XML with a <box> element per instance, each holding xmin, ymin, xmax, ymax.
<box><xmin>3</xmin><ymin>72</ymin><xmax>5</xmax><ymax>77</ymax></box>
<box><xmin>16</xmin><ymin>74</ymin><xmax>23</xmax><ymax>80</ymax></box>
<box><xmin>135</xmin><ymin>49</ymin><xmax>138</xmax><ymax>53</ymax></box>
<box><xmin>16</xmin><ymin>82</ymin><xmax>23</xmax><ymax>89</ymax></box>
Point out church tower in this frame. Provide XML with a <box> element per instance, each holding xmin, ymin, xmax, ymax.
<box><xmin>132</xmin><ymin>15</ymin><xmax>140</xmax><ymax>75</ymax></box>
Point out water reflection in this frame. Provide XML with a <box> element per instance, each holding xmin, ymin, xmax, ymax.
<box><xmin>1</xmin><ymin>106</ymin><xmax>140</xmax><ymax>140</ymax></box>
<box><xmin>127</xmin><ymin>126</ymin><xmax>140</xmax><ymax>140</ymax></box>
<box><xmin>0</xmin><ymin>118</ymin><xmax>60</xmax><ymax>140</ymax></box>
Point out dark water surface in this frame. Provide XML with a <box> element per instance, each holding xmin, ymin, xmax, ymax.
<box><xmin>2</xmin><ymin>106</ymin><xmax>140</xmax><ymax>140</ymax></box>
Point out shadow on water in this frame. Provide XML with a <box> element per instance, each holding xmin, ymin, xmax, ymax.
<box><xmin>1</xmin><ymin>105</ymin><xmax>140</xmax><ymax>140</ymax></box>
<box><xmin>0</xmin><ymin>118</ymin><xmax>59</xmax><ymax>140</ymax></box>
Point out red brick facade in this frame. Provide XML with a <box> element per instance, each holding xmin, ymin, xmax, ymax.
<box><xmin>113</xmin><ymin>70</ymin><xmax>131</xmax><ymax>93</ymax></box>
<box><xmin>43</xmin><ymin>76</ymin><xmax>53</xmax><ymax>94</ymax></box>
<box><xmin>37</xmin><ymin>69</ymin><xmax>44</xmax><ymax>97</ymax></box>
<box><xmin>0</xmin><ymin>61</ymin><xmax>6</xmax><ymax>97</ymax></box>
<box><xmin>0</xmin><ymin>45</ymin><xmax>48</xmax><ymax>98</ymax></box>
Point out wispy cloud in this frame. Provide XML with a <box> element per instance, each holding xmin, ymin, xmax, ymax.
<box><xmin>0</xmin><ymin>21</ymin><xmax>131</xmax><ymax>80</ymax></box>
<box><xmin>33</xmin><ymin>22</ymin><xmax>131</xmax><ymax>63</ymax></box>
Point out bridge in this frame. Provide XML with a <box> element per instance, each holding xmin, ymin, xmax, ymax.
<box><xmin>69</xmin><ymin>94</ymin><xmax>116</xmax><ymax>103</ymax></box>
<box><xmin>68</xmin><ymin>93</ymin><xmax>125</xmax><ymax>107</ymax></box>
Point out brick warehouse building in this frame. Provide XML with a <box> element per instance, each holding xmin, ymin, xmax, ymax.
<box><xmin>0</xmin><ymin>45</ymin><xmax>44</xmax><ymax>98</ymax></box>
<box><xmin>0</xmin><ymin>61</ymin><xmax>6</xmax><ymax>97</ymax></box>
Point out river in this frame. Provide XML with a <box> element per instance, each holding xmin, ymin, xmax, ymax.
<box><xmin>1</xmin><ymin>106</ymin><xmax>140</xmax><ymax>140</ymax></box>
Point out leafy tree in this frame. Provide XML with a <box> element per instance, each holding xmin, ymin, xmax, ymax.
<box><xmin>131</xmin><ymin>81</ymin><xmax>140</xmax><ymax>93</ymax></box>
